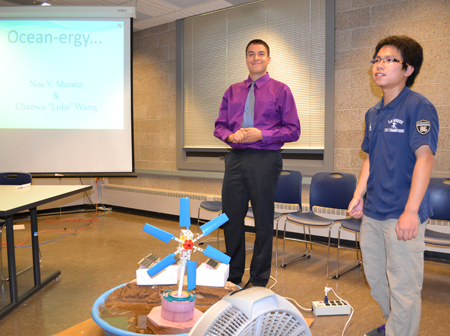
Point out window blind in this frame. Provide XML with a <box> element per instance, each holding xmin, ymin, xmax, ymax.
<box><xmin>183</xmin><ymin>0</ymin><xmax>325</xmax><ymax>150</ymax></box>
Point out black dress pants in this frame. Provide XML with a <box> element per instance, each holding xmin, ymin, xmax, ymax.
<box><xmin>222</xmin><ymin>148</ymin><xmax>282</xmax><ymax>286</ymax></box>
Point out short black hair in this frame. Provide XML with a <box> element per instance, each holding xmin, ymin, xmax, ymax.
<box><xmin>373</xmin><ymin>35</ymin><xmax>423</xmax><ymax>87</ymax></box>
<box><xmin>246</xmin><ymin>39</ymin><xmax>270</xmax><ymax>57</ymax></box>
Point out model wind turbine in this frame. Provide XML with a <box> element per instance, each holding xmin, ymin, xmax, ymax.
<box><xmin>142</xmin><ymin>197</ymin><xmax>230</xmax><ymax>297</ymax></box>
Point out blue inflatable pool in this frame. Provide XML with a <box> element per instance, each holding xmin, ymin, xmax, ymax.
<box><xmin>91</xmin><ymin>283</ymin><xmax>189</xmax><ymax>336</ymax></box>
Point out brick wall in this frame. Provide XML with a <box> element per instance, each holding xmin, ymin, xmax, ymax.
<box><xmin>132</xmin><ymin>22</ymin><xmax>177</xmax><ymax>171</ymax></box>
<box><xmin>110</xmin><ymin>22</ymin><xmax>223</xmax><ymax>194</ymax></box>
<box><xmin>335</xmin><ymin>0</ymin><xmax>450</xmax><ymax>177</ymax></box>
<box><xmin>112</xmin><ymin>0</ymin><xmax>450</xmax><ymax>197</ymax></box>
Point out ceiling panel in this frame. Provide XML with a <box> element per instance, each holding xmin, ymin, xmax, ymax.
<box><xmin>161</xmin><ymin>0</ymin><xmax>213</xmax><ymax>9</ymax></box>
<box><xmin>0</xmin><ymin>0</ymin><xmax>256</xmax><ymax>30</ymax></box>
<box><xmin>136</xmin><ymin>1</ymin><xmax>179</xmax><ymax>17</ymax></box>
<box><xmin>106</xmin><ymin>0</ymin><xmax>135</xmax><ymax>4</ymax></box>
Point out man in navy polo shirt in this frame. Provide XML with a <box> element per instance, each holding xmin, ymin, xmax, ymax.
<box><xmin>348</xmin><ymin>36</ymin><xmax>439</xmax><ymax>336</ymax></box>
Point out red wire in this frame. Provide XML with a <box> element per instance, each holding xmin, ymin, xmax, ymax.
<box><xmin>1</xmin><ymin>179</ymin><xmax>102</xmax><ymax>249</ymax></box>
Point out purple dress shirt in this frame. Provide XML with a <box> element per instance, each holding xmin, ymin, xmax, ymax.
<box><xmin>214</xmin><ymin>72</ymin><xmax>300</xmax><ymax>150</ymax></box>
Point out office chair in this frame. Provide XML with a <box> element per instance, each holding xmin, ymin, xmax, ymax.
<box><xmin>332</xmin><ymin>178</ymin><xmax>450</xmax><ymax>278</ymax></box>
<box><xmin>0</xmin><ymin>172</ymin><xmax>42</xmax><ymax>281</ymax></box>
<box><xmin>246</xmin><ymin>170</ymin><xmax>302</xmax><ymax>267</ymax></box>
<box><xmin>0</xmin><ymin>172</ymin><xmax>32</xmax><ymax>185</ymax></box>
<box><xmin>333</xmin><ymin>217</ymin><xmax>362</xmax><ymax>279</ymax></box>
<box><xmin>425</xmin><ymin>178</ymin><xmax>450</xmax><ymax>249</ymax></box>
<box><xmin>283</xmin><ymin>172</ymin><xmax>356</xmax><ymax>278</ymax></box>
<box><xmin>197</xmin><ymin>201</ymin><xmax>223</xmax><ymax>248</ymax></box>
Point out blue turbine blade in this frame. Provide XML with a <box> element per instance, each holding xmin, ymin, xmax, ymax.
<box><xmin>180</xmin><ymin>197</ymin><xmax>190</xmax><ymax>229</ymax></box>
<box><xmin>203</xmin><ymin>245</ymin><xmax>231</xmax><ymax>265</ymax></box>
<box><xmin>186</xmin><ymin>260</ymin><xmax>197</xmax><ymax>290</ymax></box>
<box><xmin>200</xmin><ymin>214</ymin><xmax>229</xmax><ymax>237</ymax></box>
<box><xmin>147</xmin><ymin>254</ymin><xmax>177</xmax><ymax>277</ymax></box>
<box><xmin>143</xmin><ymin>224</ymin><xmax>174</xmax><ymax>244</ymax></box>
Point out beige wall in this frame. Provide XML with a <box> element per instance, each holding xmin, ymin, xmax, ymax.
<box><xmin>110</xmin><ymin>21</ymin><xmax>226</xmax><ymax>196</ymax></box>
<box><xmin>335</xmin><ymin>0</ymin><xmax>450</xmax><ymax>178</ymax></box>
<box><xmin>111</xmin><ymin>0</ymin><xmax>450</xmax><ymax>201</ymax></box>
<box><xmin>132</xmin><ymin>22</ymin><xmax>177</xmax><ymax>171</ymax></box>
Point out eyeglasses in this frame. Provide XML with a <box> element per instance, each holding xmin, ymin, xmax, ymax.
<box><xmin>370</xmin><ymin>58</ymin><xmax>409</xmax><ymax>66</ymax></box>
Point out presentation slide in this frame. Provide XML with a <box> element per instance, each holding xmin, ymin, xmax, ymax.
<box><xmin>0</xmin><ymin>7</ymin><xmax>135</xmax><ymax>175</ymax></box>
<box><xmin>1</xmin><ymin>20</ymin><xmax>124</xmax><ymax>129</ymax></box>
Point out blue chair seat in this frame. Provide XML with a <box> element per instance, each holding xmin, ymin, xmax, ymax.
<box><xmin>423</xmin><ymin>178</ymin><xmax>450</xmax><ymax>253</ymax></box>
<box><xmin>246</xmin><ymin>208</ymin><xmax>284</xmax><ymax>220</ymax></box>
<box><xmin>199</xmin><ymin>201</ymin><xmax>222</xmax><ymax>212</ymax></box>
<box><xmin>425</xmin><ymin>229</ymin><xmax>450</xmax><ymax>247</ymax></box>
<box><xmin>243</xmin><ymin>170</ymin><xmax>302</xmax><ymax>267</ymax></box>
<box><xmin>245</xmin><ymin>170</ymin><xmax>302</xmax><ymax>225</ymax></box>
<box><xmin>287</xmin><ymin>211</ymin><xmax>335</xmax><ymax>227</ymax></box>
<box><xmin>282</xmin><ymin>172</ymin><xmax>357</xmax><ymax>278</ymax></box>
<box><xmin>341</xmin><ymin>217</ymin><xmax>362</xmax><ymax>232</ymax></box>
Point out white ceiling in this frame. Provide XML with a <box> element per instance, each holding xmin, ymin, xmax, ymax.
<box><xmin>0</xmin><ymin>0</ymin><xmax>257</xmax><ymax>31</ymax></box>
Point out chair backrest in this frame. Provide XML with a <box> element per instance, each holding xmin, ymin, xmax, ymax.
<box><xmin>274</xmin><ymin>170</ymin><xmax>302</xmax><ymax>206</ymax></box>
<box><xmin>0</xmin><ymin>172</ymin><xmax>32</xmax><ymax>185</ymax></box>
<box><xmin>429</xmin><ymin>178</ymin><xmax>450</xmax><ymax>221</ymax></box>
<box><xmin>310</xmin><ymin>172</ymin><xmax>356</xmax><ymax>210</ymax></box>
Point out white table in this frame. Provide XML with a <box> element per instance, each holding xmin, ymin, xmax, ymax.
<box><xmin>0</xmin><ymin>185</ymin><xmax>92</xmax><ymax>319</ymax></box>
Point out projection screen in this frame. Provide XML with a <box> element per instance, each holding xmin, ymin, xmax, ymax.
<box><xmin>0</xmin><ymin>6</ymin><xmax>135</xmax><ymax>176</ymax></box>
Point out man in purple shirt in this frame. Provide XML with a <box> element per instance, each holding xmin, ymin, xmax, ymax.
<box><xmin>214</xmin><ymin>39</ymin><xmax>300</xmax><ymax>288</ymax></box>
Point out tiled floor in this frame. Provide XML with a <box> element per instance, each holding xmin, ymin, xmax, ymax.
<box><xmin>0</xmin><ymin>210</ymin><xmax>449</xmax><ymax>335</ymax></box>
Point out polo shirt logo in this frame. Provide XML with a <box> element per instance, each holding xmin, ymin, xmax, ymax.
<box><xmin>385</xmin><ymin>118</ymin><xmax>404</xmax><ymax>133</ymax></box>
<box><xmin>416</xmin><ymin>119</ymin><xmax>431</xmax><ymax>135</ymax></box>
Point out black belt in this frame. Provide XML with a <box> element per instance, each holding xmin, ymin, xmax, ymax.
<box><xmin>231</xmin><ymin>148</ymin><xmax>278</xmax><ymax>153</ymax></box>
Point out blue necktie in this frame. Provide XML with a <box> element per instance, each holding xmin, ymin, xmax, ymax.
<box><xmin>242</xmin><ymin>82</ymin><xmax>255</xmax><ymax>128</ymax></box>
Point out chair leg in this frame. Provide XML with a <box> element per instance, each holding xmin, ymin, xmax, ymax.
<box><xmin>217</xmin><ymin>228</ymin><xmax>220</xmax><ymax>250</ymax></box>
<box><xmin>332</xmin><ymin>228</ymin><xmax>361</xmax><ymax>279</ymax></box>
<box><xmin>280</xmin><ymin>225</ymin><xmax>311</xmax><ymax>268</ymax></box>
<box><xmin>275</xmin><ymin>217</ymin><xmax>279</xmax><ymax>266</ymax></box>
<box><xmin>245</xmin><ymin>239</ymin><xmax>254</xmax><ymax>251</ymax></box>
<box><xmin>335</xmin><ymin>225</ymin><xmax>342</xmax><ymax>279</ymax></box>
<box><xmin>197</xmin><ymin>207</ymin><xmax>202</xmax><ymax>235</ymax></box>
<box><xmin>275</xmin><ymin>217</ymin><xmax>285</xmax><ymax>267</ymax></box>
<box><xmin>307</xmin><ymin>226</ymin><xmax>313</xmax><ymax>257</ymax></box>
<box><xmin>281</xmin><ymin>219</ymin><xmax>287</xmax><ymax>267</ymax></box>
<box><xmin>0</xmin><ymin>229</ymin><xmax>4</xmax><ymax>281</ymax></box>
<box><xmin>326</xmin><ymin>224</ymin><xmax>334</xmax><ymax>279</ymax></box>
<box><xmin>355</xmin><ymin>232</ymin><xmax>361</xmax><ymax>264</ymax></box>
<box><xmin>197</xmin><ymin>208</ymin><xmax>224</xmax><ymax>247</ymax></box>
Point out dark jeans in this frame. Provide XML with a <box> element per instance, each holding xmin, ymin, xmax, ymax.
<box><xmin>222</xmin><ymin>149</ymin><xmax>282</xmax><ymax>286</ymax></box>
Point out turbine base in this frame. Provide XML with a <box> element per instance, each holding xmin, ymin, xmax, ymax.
<box><xmin>147</xmin><ymin>291</ymin><xmax>202</xmax><ymax>334</ymax></box>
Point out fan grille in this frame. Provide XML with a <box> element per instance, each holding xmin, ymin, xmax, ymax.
<box><xmin>205</xmin><ymin>306</ymin><xmax>249</xmax><ymax>336</ymax></box>
<box><xmin>241</xmin><ymin>310</ymin><xmax>307</xmax><ymax>336</ymax></box>
<box><xmin>200</xmin><ymin>290</ymin><xmax>310</xmax><ymax>336</ymax></box>
<box><xmin>204</xmin><ymin>307</ymin><xmax>307</xmax><ymax>336</ymax></box>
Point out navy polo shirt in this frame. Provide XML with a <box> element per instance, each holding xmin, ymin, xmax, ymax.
<box><xmin>361</xmin><ymin>87</ymin><xmax>439</xmax><ymax>223</ymax></box>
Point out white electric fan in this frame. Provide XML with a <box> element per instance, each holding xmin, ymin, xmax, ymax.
<box><xmin>188</xmin><ymin>286</ymin><xmax>312</xmax><ymax>336</ymax></box>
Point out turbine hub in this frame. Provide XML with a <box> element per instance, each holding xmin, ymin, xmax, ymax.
<box><xmin>183</xmin><ymin>239</ymin><xmax>194</xmax><ymax>250</ymax></box>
